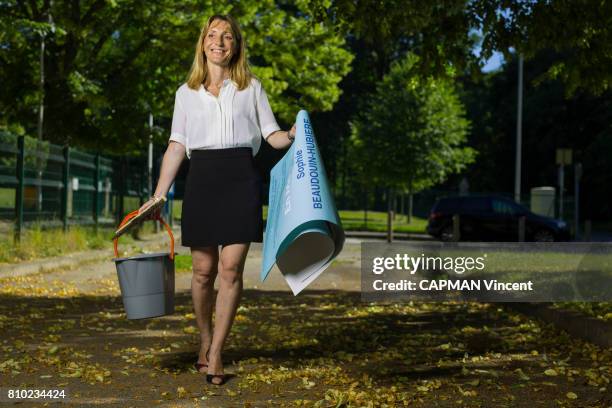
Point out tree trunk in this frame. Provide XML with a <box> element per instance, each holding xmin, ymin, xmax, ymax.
<box><xmin>363</xmin><ymin>188</ymin><xmax>368</xmax><ymax>229</ymax></box>
<box><xmin>386</xmin><ymin>188</ymin><xmax>394</xmax><ymax>242</ymax></box>
<box><xmin>408</xmin><ymin>192</ymin><xmax>414</xmax><ymax>224</ymax></box>
<box><xmin>408</xmin><ymin>181</ymin><xmax>414</xmax><ymax>224</ymax></box>
<box><xmin>393</xmin><ymin>192</ymin><xmax>397</xmax><ymax>220</ymax></box>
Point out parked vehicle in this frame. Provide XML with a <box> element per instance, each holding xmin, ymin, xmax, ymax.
<box><xmin>427</xmin><ymin>195</ymin><xmax>570</xmax><ymax>242</ymax></box>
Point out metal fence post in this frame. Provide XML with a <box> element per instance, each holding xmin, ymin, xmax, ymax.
<box><xmin>14</xmin><ymin>136</ymin><xmax>25</xmax><ymax>243</ymax></box>
<box><xmin>62</xmin><ymin>146</ymin><xmax>70</xmax><ymax>232</ymax></box>
<box><xmin>116</xmin><ymin>157</ymin><xmax>125</xmax><ymax>225</ymax></box>
<box><xmin>93</xmin><ymin>153</ymin><xmax>100</xmax><ymax>232</ymax></box>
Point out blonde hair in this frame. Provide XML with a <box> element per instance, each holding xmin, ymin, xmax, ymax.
<box><xmin>186</xmin><ymin>14</ymin><xmax>252</xmax><ymax>91</ymax></box>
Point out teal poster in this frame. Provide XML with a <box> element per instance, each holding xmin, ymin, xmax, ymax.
<box><xmin>261</xmin><ymin>110</ymin><xmax>345</xmax><ymax>295</ymax></box>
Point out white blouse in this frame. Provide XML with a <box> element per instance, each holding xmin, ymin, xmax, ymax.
<box><xmin>169</xmin><ymin>77</ymin><xmax>281</xmax><ymax>158</ymax></box>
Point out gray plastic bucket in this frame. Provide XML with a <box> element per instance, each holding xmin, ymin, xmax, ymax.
<box><xmin>113</xmin><ymin>252</ymin><xmax>176</xmax><ymax>319</ymax></box>
<box><xmin>112</xmin><ymin>214</ymin><xmax>177</xmax><ymax>320</ymax></box>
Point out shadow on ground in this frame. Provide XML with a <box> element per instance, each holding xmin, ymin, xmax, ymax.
<box><xmin>0</xmin><ymin>289</ymin><xmax>610</xmax><ymax>407</ymax></box>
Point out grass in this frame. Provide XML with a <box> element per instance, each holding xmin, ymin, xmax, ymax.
<box><xmin>0</xmin><ymin>222</ymin><xmax>157</xmax><ymax>264</ymax></box>
<box><xmin>0</xmin><ymin>188</ymin><xmax>14</xmax><ymax>207</ymax></box>
<box><xmin>174</xmin><ymin>254</ymin><xmax>193</xmax><ymax>272</ymax></box>
<box><xmin>171</xmin><ymin>200</ymin><xmax>427</xmax><ymax>234</ymax></box>
<box><xmin>338</xmin><ymin>209</ymin><xmax>428</xmax><ymax>233</ymax></box>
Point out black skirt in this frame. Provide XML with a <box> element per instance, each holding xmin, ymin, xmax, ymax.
<box><xmin>181</xmin><ymin>147</ymin><xmax>263</xmax><ymax>247</ymax></box>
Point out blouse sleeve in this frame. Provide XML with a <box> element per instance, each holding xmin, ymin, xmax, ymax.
<box><xmin>255</xmin><ymin>81</ymin><xmax>281</xmax><ymax>140</ymax></box>
<box><xmin>169</xmin><ymin>91</ymin><xmax>187</xmax><ymax>147</ymax></box>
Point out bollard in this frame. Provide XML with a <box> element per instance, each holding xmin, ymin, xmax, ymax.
<box><xmin>452</xmin><ymin>214</ymin><xmax>460</xmax><ymax>242</ymax></box>
<box><xmin>518</xmin><ymin>216</ymin><xmax>526</xmax><ymax>242</ymax></box>
<box><xmin>387</xmin><ymin>210</ymin><xmax>394</xmax><ymax>243</ymax></box>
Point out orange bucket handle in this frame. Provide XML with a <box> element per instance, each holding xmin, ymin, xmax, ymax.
<box><xmin>113</xmin><ymin>211</ymin><xmax>175</xmax><ymax>260</ymax></box>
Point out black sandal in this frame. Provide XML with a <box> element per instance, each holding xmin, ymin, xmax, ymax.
<box><xmin>206</xmin><ymin>373</ymin><xmax>227</xmax><ymax>385</ymax></box>
<box><xmin>205</xmin><ymin>350</ymin><xmax>227</xmax><ymax>385</ymax></box>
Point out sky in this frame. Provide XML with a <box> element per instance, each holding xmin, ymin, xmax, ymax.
<box><xmin>482</xmin><ymin>51</ymin><xmax>505</xmax><ymax>73</ymax></box>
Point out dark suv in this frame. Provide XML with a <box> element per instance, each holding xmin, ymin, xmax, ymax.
<box><xmin>427</xmin><ymin>195</ymin><xmax>570</xmax><ymax>242</ymax></box>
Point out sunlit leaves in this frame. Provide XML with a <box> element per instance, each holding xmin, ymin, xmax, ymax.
<box><xmin>544</xmin><ymin>368</ymin><xmax>558</xmax><ymax>377</ymax></box>
<box><xmin>1</xmin><ymin>0</ymin><xmax>352</xmax><ymax>150</ymax></box>
<box><xmin>566</xmin><ymin>391</ymin><xmax>578</xmax><ymax>399</ymax></box>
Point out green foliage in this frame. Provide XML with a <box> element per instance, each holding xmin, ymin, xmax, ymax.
<box><xmin>471</xmin><ymin>0</ymin><xmax>612</xmax><ymax>96</ymax></box>
<box><xmin>0</xmin><ymin>131</ymin><xmax>57</xmax><ymax>178</ymax></box>
<box><xmin>349</xmin><ymin>54</ymin><xmax>475</xmax><ymax>193</ymax></box>
<box><xmin>247</xmin><ymin>1</ymin><xmax>353</xmax><ymax>123</ymax></box>
<box><xmin>307</xmin><ymin>0</ymin><xmax>478</xmax><ymax>80</ymax></box>
<box><xmin>309</xmin><ymin>0</ymin><xmax>612</xmax><ymax>96</ymax></box>
<box><xmin>0</xmin><ymin>0</ymin><xmax>352</xmax><ymax>153</ymax></box>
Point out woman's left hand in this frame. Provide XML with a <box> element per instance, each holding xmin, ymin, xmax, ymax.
<box><xmin>289</xmin><ymin>123</ymin><xmax>297</xmax><ymax>140</ymax></box>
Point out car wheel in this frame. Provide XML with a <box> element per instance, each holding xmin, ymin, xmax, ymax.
<box><xmin>533</xmin><ymin>229</ymin><xmax>555</xmax><ymax>242</ymax></box>
<box><xmin>440</xmin><ymin>225</ymin><xmax>454</xmax><ymax>242</ymax></box>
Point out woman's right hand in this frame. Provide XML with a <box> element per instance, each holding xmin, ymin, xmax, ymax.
<box><xmin>138</xmin><ymin>196</ymin><xmax>163</xmax><ymax>220</ymax></box>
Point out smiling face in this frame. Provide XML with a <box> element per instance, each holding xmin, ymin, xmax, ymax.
<box><xmin>202</xmin><ymin>19</ymin><xmax>235</xmax><ymax>67</ymax></box>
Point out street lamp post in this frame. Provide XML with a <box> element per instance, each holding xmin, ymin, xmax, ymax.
<box><xmin>514</xmin><ymin>54</ymin><xmax>524</xmax><ymax>204</ymax></box>
<box><xmin>556</xmin><ymin>148</ymin><xmax>573</xmax><ymax>221</ymax></box>
<box><xmin>36</xmin><ymin>3</ymin><xmax>55</xmax><ymax>213</ymax></box>
<box><xmin>36</xmin><ymin>30</ymin><xmax>46</xmax><ymax>213</ymax></box>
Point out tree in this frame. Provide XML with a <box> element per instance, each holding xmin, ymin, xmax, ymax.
<box><xmin>471</xmin><ymin>0</ymin><xmax>612</xmax><ymax>96</ymax></box>
<box><xmin>308</xmin><ymin>0</ymin><xmax>612</xmax><ymax>95</ymax></box>
<box><xmin>303</xmin><ymin>0</ymin><xmax>612</xmax><ymax>211</ymax></box>
<box><xmin>307</xmin><ymin>0</ymin><xmax>478</xmax><ymax>80</ymax></box>
<box><xmin>349</xmin><ymin>53</ymin><xmax>475</xmax><ymax>219</ymax></box>
<box><xmin>302</xmin><ymin>1</ymin><xmax>481</xmax><ymax>206</ymax></box>
<box><xmin>0</xmin><ymin>0</ymin><xmax>353</xmax><ymax>153</ymax></box>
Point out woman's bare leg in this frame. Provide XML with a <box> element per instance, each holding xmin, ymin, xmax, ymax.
<box><xmin>190</xmin><ymin>246</ymin><xmax>219</xmax><ymax>371</ymax></box>
<box><xmin>207</xmin><ymin>242</ymin><xmax>250</xmax><ymax>384</ymax></box>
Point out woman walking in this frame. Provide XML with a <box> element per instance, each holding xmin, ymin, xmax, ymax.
<box><xmin>139</xmin><ymin>14</ymin><xmax>296</xmax><ymax>385</ymax></box>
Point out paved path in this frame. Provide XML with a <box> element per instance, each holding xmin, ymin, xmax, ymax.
<box><xmin>0</xmin><ymin>229</ymin><xmax>181</xmax><ymax>279</ymax></box>
<box><xmin>11</xmin><ymin>235</ymin><xmax>364</xmax><ymax>294</ymax></box>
